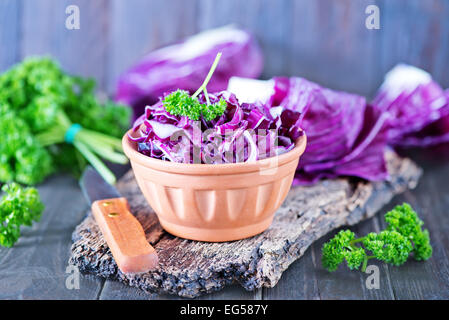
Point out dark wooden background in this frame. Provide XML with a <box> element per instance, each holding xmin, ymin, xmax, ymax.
<box><xmin>1</xmin><ymin>0</ymin><xmax>449</xmax><ymax>300</ymax></box>
<box><xmin>1</xmin><ymin>0</ymin><xmax>448</xmax><ymax>99</ymax></box>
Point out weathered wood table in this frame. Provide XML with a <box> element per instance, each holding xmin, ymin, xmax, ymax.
<box><xmin>1</xmin><ymin>150</ymin><xmax>449</xmax><ymax>300</ymax></box>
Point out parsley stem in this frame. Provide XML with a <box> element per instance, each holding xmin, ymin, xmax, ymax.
<box><xmin>350</xmin><ymin>237</ymin><xmax>365</xmax><ymax>245</ymax></box>
<box><xmin>80</xmin><ymin>138</ymin><xmax>128</xmax><ymax>164</ymax></box>
<box><xmin>362</xmin><ymin>256</ymin><xmax>368</xmax><ymax>272</ymax></box>
<box><xmin>192</xmin><ymin>52</ymin><xmax>222</xmax><ymax>98</ymax></box>
<box><xmin>361</xmin><ymin>256</ymin><xmax>375</xmax><ymax>272</ymax></box>
<box><xmin>73</xmin><ymin>141</ymin><xmax>116</xmax><ymax>185</ymax></box>
<box><xmin>78</xmin><ymin>130</ymin><xmax>123</xmax><ymax>151</ymax></box>
<box><xmin>203</xmin><ymin>87</ymin><xmax>211</xmax><ymax>105</ymax></box>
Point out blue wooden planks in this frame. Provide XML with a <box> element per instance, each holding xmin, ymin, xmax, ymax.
<box><xmin>0</xmin><ymin>0</ymin><xmax>21</xmax><ymax>72</ymax></box>
<box><xmin>107</xmin><ymin>0</ymin><xmax>198</xmax><ymax>94</ymax></box>
<box><xmin>20</xmin><ymin>0</ymin><xmax>109</xmax><ymax>90</ymax></box>
<box><xmin>380</xmin><ymin>0</ymin><xmax>449</xmax><ymax>90</ymax></box>
<box><xmin>0</xmin><ymin>0</ymin><xmax>448</xmax><ymax>96</ymax></box>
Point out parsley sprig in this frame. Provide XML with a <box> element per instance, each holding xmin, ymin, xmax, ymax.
<box><xmin>322</xmin><ymin>203</ymin><xmax>432</xmax><ymax>272</ymax></box>
<box><xmin>0</xmin><ymin>183</ymin><xmax>44</xmax><ymax>247</ymax></box>
<box><xmin>163</xmin><ymin>52</ymin><xmax>227</xmax><ymax>121</ymax></box>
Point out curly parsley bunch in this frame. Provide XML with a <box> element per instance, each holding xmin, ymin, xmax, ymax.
<box><xmin>0</xmin><ymin>57</ymin><xmax>131</xmax><ymax>185</ymax></box>
<box><xmin>322</xmin><ymin>203</ymin><xmax>432</xmax><ymax>272</ymax></box>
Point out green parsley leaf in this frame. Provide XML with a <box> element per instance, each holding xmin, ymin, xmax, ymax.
<box><xmin>363</xmin><ymin>231</ymin><xmax>412</xmax><ymax>266</ymax></box>
<box><xmin>385</xmin><ymin>203</ymin><xmax>433</xmax><ymax>260</ymax></box>
<box><xmin>163</xmin><ymin>89</ymin><xmax>227</xmax><ymax>121</ymax></box>
<box><xmin>322</xmin><ymin>230</ymin><xmax>355</xmax><ymax>272</ymax></box>
<box><xmin>0</xmin><ymin>183</ymin><xmax>44</xmax><ymax>247</ymax></box>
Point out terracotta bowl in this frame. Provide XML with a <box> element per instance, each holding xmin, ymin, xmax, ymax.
<box><xmin>122</xmin><ymin>129</ymin><xmax>307</xmax><ymax>242</ymax></box>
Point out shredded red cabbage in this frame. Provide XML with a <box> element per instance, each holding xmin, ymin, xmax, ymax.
<box><xmin>130</xmin><ymin>91</ymin><xmax>303</xmax><ymax>164</ymax></box>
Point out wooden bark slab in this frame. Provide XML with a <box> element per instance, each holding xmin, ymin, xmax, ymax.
<box><xmin>69</xmin><ymin>151</ymin><xmax>422</xmax><ymax>298</ymax></box>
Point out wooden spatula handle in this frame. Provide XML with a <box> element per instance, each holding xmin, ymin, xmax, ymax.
<box><xmin>91</xmin><ymin>197</ymin><xmax>158</xmax><ymax>274</ymax></box>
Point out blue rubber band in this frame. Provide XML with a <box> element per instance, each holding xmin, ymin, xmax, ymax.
<box><xmin>64</xmin><ymin>124</ymin><xmax>82</xmax><ymax>144</ymax></box>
